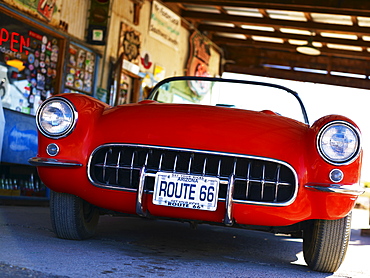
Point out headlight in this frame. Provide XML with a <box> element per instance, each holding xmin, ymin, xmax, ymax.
<box><xmin>317</xmin><ymin>121</ymin><xmax>361</xmax><ymax>165</ymax></box>
<box><xmin>36</xmin><ymin>97</ymin><xmax>77</xmax><ymax>139</ymax></box>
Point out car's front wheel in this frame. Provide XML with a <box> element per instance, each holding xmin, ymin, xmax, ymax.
<box><xmin>303</xmin><ymin>212</ymin><xmax>352</xmax><ymax>273</ymax></box>
<box><xmin>50</xmin><ymin>191</ymin><xmax>100</xmax><ymax>240</ymax></box>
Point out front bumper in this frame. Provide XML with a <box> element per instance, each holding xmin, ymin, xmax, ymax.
<box><xmin>305</xmin><ymin>183</ymin><xmax>364</xmax><ymax>196</ymax></box>
<box><xmin>29</xmin><ymin>157</ymin><xmax>83</xmax><ymax>168</ymax></box>
<box><xmin>30</xmin><ymin>154</ymin><xmax>362</xmax><ymax>228</ymax></box>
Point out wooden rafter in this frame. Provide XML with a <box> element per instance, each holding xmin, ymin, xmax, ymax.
<box><xmin>163</xmin><ymin>0</ymin><xmax>370</xmax><ymax>89</ymax></box>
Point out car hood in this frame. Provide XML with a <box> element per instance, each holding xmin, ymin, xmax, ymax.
<box><xmin>96</xmin><ymin>102</ymin><xmax>309</xmax><ymax>164</ymax></box>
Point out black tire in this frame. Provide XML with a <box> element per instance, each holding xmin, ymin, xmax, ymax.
<box><xmin>303</xmin><ymin>212</ymin><xmax>352</xmax><ymax>273</ymax></box>
<box><xmin>50</xmin><ymin>191</ymin><xmax>100</xmax><ymax>240</ymax></box>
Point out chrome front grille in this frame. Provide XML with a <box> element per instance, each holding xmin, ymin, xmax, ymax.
<box><xmin>88</xmin><ymin>144</ymin><xmax>297</xmax><ymax>206</ymax></box>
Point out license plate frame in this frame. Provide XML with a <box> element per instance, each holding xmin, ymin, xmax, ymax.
<box><xmin>153</xmin><ymin>172</ymin><xmax>219</xmax><ymax>211</ymax></box>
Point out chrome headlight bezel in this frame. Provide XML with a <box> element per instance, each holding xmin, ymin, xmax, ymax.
<box><xmin>317</xmin><ymin>120</ymin><xmax>361</xmax><ymax>165</ymax></box>
<box><xmin>36</xmin><ymin>97</ymin><xmax>78</xmax><ymax>139</ymax></box>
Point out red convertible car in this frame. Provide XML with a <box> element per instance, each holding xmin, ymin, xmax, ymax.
<box><xmin>29</xmin><ymin>76</ymin><xmax>363</xmax><ymax>273</ymax></box>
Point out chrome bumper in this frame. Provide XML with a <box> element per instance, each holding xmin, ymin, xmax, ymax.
<box><xmin>305</xmin><ymin>183</ymin><xmax>364</xmax><ymax>196</ymax></box>
<box><xmin>28</xmin><ymin>157</ymin><xmax>83</xmax><ymax>168</ymax></box>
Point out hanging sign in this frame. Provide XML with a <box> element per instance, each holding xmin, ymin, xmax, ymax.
<box><xmin>149</xmin><ymin>1</ymin><xmax>180</xmax><ymax>51</ymax></box>
<box><xmin>37</xmin><ymin>0</ymin><xmax>57</xmax><ymax>21</ymax></box>
<box><xmin>118</xmin><ymin>23</ymin><xmax>141</xmax><ymax>65</ymax></box>
<box><xmin>186</xmin><ymin>32</ymin><xmax>212</xmax><ymax>96</ymax></box>
<box><xmin>2</xmin><ymin>0</ymin><xmax>59</xmax><ymax>22</ymax></box>
<box><xmin>187</xmin><ymin>32</ymin><xmax>212</xmax><ymax>77</ymax></box>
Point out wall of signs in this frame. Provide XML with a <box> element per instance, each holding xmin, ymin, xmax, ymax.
<box><xmin>0</xmin><ymin>10</ymin><xmax>64</xmax><ymax>115</ymax></box>
<box><xmin>64</xmin><ymin>43</ymin><xmax>96</xmax><ymax>94</ymax></box>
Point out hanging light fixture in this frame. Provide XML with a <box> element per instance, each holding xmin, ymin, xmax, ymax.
<box><xmin>296</xmin><ymin>35</ymin><xmax>321</xmax><ymax>56</ymax></box>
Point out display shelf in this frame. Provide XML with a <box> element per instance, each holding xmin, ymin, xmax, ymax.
<box><xmin>0</xmin><ymin>162</ymin><xmax>50</xmax><ymax>205</ymax></box>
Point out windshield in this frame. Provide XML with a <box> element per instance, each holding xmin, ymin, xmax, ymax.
<box><xmin>149</xmin><ymin>76</ymin><xmax>309</xmax><ymax>124</ymax></box>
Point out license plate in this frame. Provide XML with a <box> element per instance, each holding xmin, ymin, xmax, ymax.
<box><xmin>153</xmin><ymin>172</ymin><xmax>219</xmax><ymax>211</ymax></box>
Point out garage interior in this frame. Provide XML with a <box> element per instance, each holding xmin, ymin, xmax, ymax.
<box><xmin>164</xmin><ymin>0</ymin><xmax>370</xmax><ymax>90</ymax></box>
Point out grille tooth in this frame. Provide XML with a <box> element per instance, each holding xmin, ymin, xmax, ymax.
<box><xmin>202</xmin><ymin>157</ymin><xmax>207</xmax><ymax>175</ymax></box>
<box><xmin>245</xmin><ymin>162</ymin><xmax>251</xmax><ymax>199</ymax></box>
<box><xmin>158</xmin><ymin>153</ymin><xmax>164</xmax><ymax>171</ymax></box>
<box><xmin>274</xmin><ymin>165</ymin><xmax>281</xmax><ymax>202</ymax></box>
<box><xmin>115</xmin><ymin>151</ymin><xmax>122</xmax><ymax>184</ymax></box>
<box><xmin>88</xmin><ymin>145</ymin><xmax>297</xmax><ymax>205</ymax></box>
<box><xmin>188</xmin><ymin>154</ymin><xmax>194</xmax><ymax>174</ymax></box>
<box><xmin>260</xmin><ymin>164</ymin><xmax>266</xmax><ymax>200</ymax></box>
<box><xmin>173</xmin><ymin>155</ymin><xmax>178</xmax><ymax>172</ymax></box>
<box><xmin>217</xmin><ymin>159</ymin><xmax>222</xmax><ymax>177</ymax></box>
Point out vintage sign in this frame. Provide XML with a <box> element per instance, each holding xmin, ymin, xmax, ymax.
<box><xmin>64</xmin><ymin>43</ymin><xmax>96</xmax><ymax>94</ymax></box>
<box><xmin>3</xmin><ymin>0</ymin><xmax>59</xmax><ymax>22</ymax></box>
<box><xmin>186</xmin><ymin>32</ymin><xmax>213</xmax><ymax>97</ymax></box>
<box><xmin>37</xmin><ymin>0</ymin><xmax>57</xmax><ymax>21</ymax></box>
<box><xmin>187</xmin><ymin>32</ymin><xmax>212</xmax><ymax>77</ymax></box>
<box><xmin>118</xmin><ymin>23</ymin><xmax>141</xmax><ymax>65</ymax></box>
<box><xmin>149</xmin><ymin>1</ymin><xmax>180</xmax><ymax>51</ymax></box>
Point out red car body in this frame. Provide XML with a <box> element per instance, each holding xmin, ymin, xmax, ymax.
<box><xmin>30</xmin><ymin>76</ymin><xmax>363</xmax><ymax>273</ymax></box>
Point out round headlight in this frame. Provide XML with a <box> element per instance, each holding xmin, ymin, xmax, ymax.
<box><xmin>317</xmin><ymin>121</ymin><xmax>361</xmax><ymax>165</ymax></box>
<box><xmin>37</xmin><ymin>97</ymin><xmax>77</xmax><ymax>139</ymax></box>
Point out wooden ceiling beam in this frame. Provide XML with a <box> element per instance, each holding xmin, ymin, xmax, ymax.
<box><xmin>181</xmin><ymin>11</ymin><xmax>370</xmax><ymax>36</ymax></box>
<box><xmin>224</xmin><ymin>64</ymin><xmax>370</xmax><ymax>91</ymax></box>
<box><xmin>163</xmin><ymin>0</ymin><xmax>370</xmax><ymax>17</ymax></box>
<box><xmin>222</xmin><ymin>46</ymin><xmax>370</xmax><ymax>75</ymax></box>
<box><xmin>163</xmin><ymin>1</ymin><xmax>370</xmax><ymax>90</ymax></box>
<box><xmin>199</xmin><ymin>24</ymin><xmax>370</xmax><ymax>48</ymax></box>
<box><xmin>213</xmin><ymin>36</ymin><xmax>370</xmax><ymax>60</ymax></box>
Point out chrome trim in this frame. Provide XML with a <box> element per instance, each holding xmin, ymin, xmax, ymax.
<box><xmin>305</xmin><ymin>183</ymin><xmax>364</xmax><ymax>195</ymax></box>
<box><xmin>136</xmin><ymin>152</ymin><xmax>151</xmax><ymax>217</ymax></box>
<box><xmin>316</xmin><ymin>120</ymin><xmax>362</xmax><ymax>166</ymax></box>
<box><xmin>36</xmin><ymin>97</ymin><xmax>78</xmax><ymax>139</ymax></box>
<box><xmin>224</xmin><ymin>159</ymin><xmax>237</xmax><ymax>226</ymax></box>
<box><xmin>88</xmin><ymin>144</ymin><xmax>299</xmax><ymax>210</ymax></box>
<box><xmin>28</xmin><ymin>157</ymin><xmax>83</xmax><ymax>167</ymax></box>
